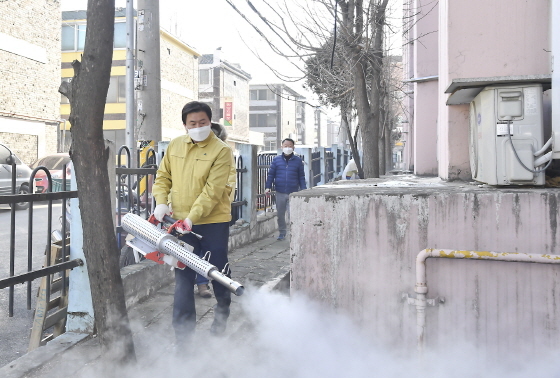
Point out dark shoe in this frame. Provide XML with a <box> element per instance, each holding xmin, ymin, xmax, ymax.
<box><xmin>277</xmin><ymin>234</ymin><xmax>285</xmax><ymax>241</ymax></box>
<box><xmin>210</xmin><ymin>305</ymin><xmax>230</xmax><ymax>336</ymax></box>
<box><xmin>197</xmin><ymin>284</ymin><xmax>212</xmax><ymax>298</ymax></box>
<box><xmin>210</xmin><ymin>319</ymin><xmax>227</xmax><ymax>336</ymax></box>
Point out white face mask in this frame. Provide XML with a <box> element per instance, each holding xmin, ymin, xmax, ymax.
<box><xmin>188</xmin><ymin>125</ymin><xmax>211</xmax><ymax>141</ymax></box>
<box><xmin>283</xmin><ymin>147</ymin><xmax>294</xmax><ymax>155</ymax></box>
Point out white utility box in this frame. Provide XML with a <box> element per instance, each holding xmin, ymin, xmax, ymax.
<box><xmin>469</xmin><ymin>84</ymin><xmax>545</xmax><ymax>186</ymax></box>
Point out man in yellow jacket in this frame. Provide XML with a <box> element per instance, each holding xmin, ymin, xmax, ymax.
<box><xmin>152</xmin><ymin>101</ymin><xmax>233</xmax><ymax>346</ymax></box>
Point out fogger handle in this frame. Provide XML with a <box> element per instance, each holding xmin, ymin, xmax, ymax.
<box><xmin>163</xmin><ymin>215</ymin><xmax>203</xmax><ymax>240</ymax></box>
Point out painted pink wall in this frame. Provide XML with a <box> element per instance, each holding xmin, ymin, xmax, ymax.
<box><xmin>412</xmin><ymin>0</ymin><xmax>439</xmax><ymax>175</ymax></box>
<box><xmin>413</xmin><ymin>0</ymin><xmax>438</xmax><ymax>77</ymax></box>
<box><xmin>414</xmin><ymin>81</ymin><xmax>438</xmax><ymax>175</ymax></box>
<box><xmin>291</xmin><ymin>185</ymin><xmax>560</xmax><ymax>355</ymax></box>
<box><xmin>437</xmin><ymin>0</ymin><xmax>550</xmax><ymax>180</ymax></box>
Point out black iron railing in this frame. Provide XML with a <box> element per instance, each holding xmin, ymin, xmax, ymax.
<box><xmin>231</xmin><ymin>154</ymin><xmax>248</xmax><ymax>225</ymax></box>
<box><xmin>257</xmin><ymin>152</ymin><xmax>276</xmax><ymax>211</ymax></box>
<box><xmin>0</xmin><ymin>163</ymin><xmax>78</xmax><ymax>317</ymax></box>
<box><xmin>311</xmin><ymin>151</ymin><xmax>322</xmax><ymax>187</ymax></box>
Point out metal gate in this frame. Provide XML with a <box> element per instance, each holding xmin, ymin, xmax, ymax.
<box><xmin>0</xmin><ymin>164</ymin><xmax>79</xmax><ymax>317</ymax></box>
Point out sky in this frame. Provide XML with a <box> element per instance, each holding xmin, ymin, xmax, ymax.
<box><xmin>61</xmin><ymin>0</ymin><xmax>403</xmax><ymax>110</ymax></box>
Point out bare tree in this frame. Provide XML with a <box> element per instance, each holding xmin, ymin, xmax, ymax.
<box><xmin>59</xmin><ymin>0</ymin><xmax>136</xmax><ymax>364</ymax></box>
<box><xmin>337</xmin><ymin>0</ymin><xmax>390</xmax><ymax>178</ymax></box>
<box><xmin>305</xmin><ymin>38</ymin><xmax>364</xmax><ymax>178</ymax></box>
<box><xmin>226</xmin><ymin>0</ymin><xmax>393</xmax><ymax>178</ymax></box>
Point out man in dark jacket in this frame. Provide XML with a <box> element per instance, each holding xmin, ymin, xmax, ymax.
<box><xmin>265</xmin><ymin>138</ymin><xmax>307</xmax><ymax>240</ymax></box>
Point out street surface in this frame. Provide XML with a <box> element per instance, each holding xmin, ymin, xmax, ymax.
<box><xmin>0</xmin><ymin>202</ymin><xmax>64</xmax><ymax>367</ymax></box>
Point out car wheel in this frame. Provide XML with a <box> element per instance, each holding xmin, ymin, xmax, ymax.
<box><xmin>13</xmin><ymin>184</ymin><xmax>30</xmax><ymax>210</ymax></box>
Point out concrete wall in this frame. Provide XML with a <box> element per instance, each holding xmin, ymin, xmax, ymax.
<box><xmin>437</xmin><ymin>0</ymin><xmax>551</xmax><ymax>180</ymax></box>
<box><xmin>290</xmin><ymin>181</ymin><xmax>560</xmax><ymax>355</ymax></box>
<box><xmin>412</xmin><ymin>0</ymin><xmax>438</xmax><ymax>176</ymax></box>
<box><xmin>221</xmin><ymin>68</ymin><xmax>250</xmax><ymax>143</ymax></box>
<box><xmin>0</xmin><ymin>118</ymin><xmax>55</xmax><ymax>164</ymax></box>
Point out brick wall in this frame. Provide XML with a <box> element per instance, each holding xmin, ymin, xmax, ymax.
<box><xmin>0</xmin><ymin>0</ymin><xmax>61</xmax><ymax>122</ymax></box>
<box><xmin>159</xmin><ymin>34</ymin><xmax>198</xmax><ymax>140</ymax></box>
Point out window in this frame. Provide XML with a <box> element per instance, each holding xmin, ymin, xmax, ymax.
<box><xmin>106</xmin><ymin>77</ymin><xmax>119</xmax><ymax>103</ymax></box>
<box><xmin>250</xmin><ymin>89</ymin><xmax>277</xmax><ymax>101</ymax></box>
<box><xmin>106</xmin><ymin>76</ymin><xmax>126</xmax><ymax>103</ymax></box>
<box><xmin>77</xmin><ymin>24</ymin><xmax>86</xmax><ymax>50</ymax></box>
<box><xmin>113</xmin><ymin>22</ymin><xmax>127</xmax><ymax>48</ymax></box>
<box><xmin>117</xmin><ymin>75</ymin><xmax>126</xmax><ymax>102</ymax></box>
<box><xmin>61</xmin><ymin>25</ymin><xmax>75</xmax><ymax>51</ymax></box>
<box><xmin>250</xmin><ymin>114</ymin><xmax>277</xmax><ymax>127</ymax></box>
<box><xmin>63</xmin><ymin>76</ymin><xmax>125</xmax><ymax>104</ymax></box>
<box><xmin>61</xmin><ymin>22</ymin><xmax>128</xmax><ymax>51</ymax></box>
<box><xmin>265</xmin><ymin>140</ymin><xmax>276</xmax><ymax>151</ymax></box>
<box><xmin>199</xmin><ymin>69</ymin><xmax>211</xmax><ymax>85</ymax></box>
<box><xmin>60</xmin><ymin>78</ymin><xmax>72</xmax><ymax>104</ymax></box>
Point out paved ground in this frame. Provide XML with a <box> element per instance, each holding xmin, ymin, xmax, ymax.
<box><xmin>1</xmin><ymin>232</ymin><xmax>291</xmax><ymax>378</ymax></box>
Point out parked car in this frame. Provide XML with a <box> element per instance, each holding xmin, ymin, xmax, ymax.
<box><xmin>0</xmin><ymin>143</ymin><xmax>33</xmax><ymax>210</ymax></box>
<box><xmin>30</xmin><ymin>153</ymin><xmax>71</xmax><ymax>193</ymax></box>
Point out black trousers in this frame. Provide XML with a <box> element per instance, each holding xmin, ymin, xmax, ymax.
<box><xmin>172</xmin><ymin>222</ymin><xmax>231</xmax><ymax>339</ymax></box>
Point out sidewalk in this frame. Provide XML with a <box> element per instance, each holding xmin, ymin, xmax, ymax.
<box><xmin>1</xmin><ymin>232</ymin><xmax>290</xmax><ymax>378</ymax></box>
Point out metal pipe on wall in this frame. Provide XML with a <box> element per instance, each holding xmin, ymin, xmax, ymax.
<box><xmin>412</xmin><ymin>248</ymin><xmax>560</xmax><ymax>354</ymax></box>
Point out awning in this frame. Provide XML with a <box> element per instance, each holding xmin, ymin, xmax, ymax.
<box><xmin>445</xmin><ymin>74</ymin><xmax>552</xmax><ymax>105</ymax></box>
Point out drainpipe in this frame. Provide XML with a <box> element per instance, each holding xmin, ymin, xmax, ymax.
<box><xmin>406</xmin><ymin>248</ymin><xmax>560</xmax><ymax>355</ymax></box>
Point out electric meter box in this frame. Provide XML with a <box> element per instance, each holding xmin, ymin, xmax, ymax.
<box><xmin>469</xmin><ymin>83</ymin><xmax>545</xmax><ymax>186</ymax></box>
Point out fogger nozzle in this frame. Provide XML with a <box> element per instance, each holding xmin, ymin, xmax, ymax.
<box><xmin>121</xmin><ymin>213</ymin><xmax>244</xmax><ymax>296</ymax></box>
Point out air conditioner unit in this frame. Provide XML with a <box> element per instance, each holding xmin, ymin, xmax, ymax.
<box><xmin>469</xmin><ymin>83</ymin><xmax>546</xmax><ymax>186</ymax></box>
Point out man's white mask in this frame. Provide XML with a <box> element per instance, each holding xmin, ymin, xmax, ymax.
<box><xmin>188</xmin><ymin>125</ymin><xmax>211</xmax><ymax>141</ymax></box>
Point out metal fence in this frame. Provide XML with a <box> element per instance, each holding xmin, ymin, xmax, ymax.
<box><xmin>115</xmin><ymin>146</ymin><xmax>158</xmax><ymax>251</ymax></box>
<box><xmin>231</xmin><ymin>154</ymin><xmax>248</xmax><ymax>225</ymax></box>
<box><xmin>326</xmin><ymin>150</ymin><xmax>335</xmax><ymax>182</ymax></box>
<box><xmin>257</xmin><ymin>152</ymin><xmax>276</xmax><ymax>212</ymax></box>
<box><xmin>0</xmin><ymin>164</ymin><xmax>79</xmax><ymax>317</ymax></box>
<box><xmin>311</xmin><ymin>151</ymin><xmax>322</xmax><ymax>187</ymax></box>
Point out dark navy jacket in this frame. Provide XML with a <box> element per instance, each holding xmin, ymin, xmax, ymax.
<box><xmin>265</xmin><ymin>153</ymin><xmax>307</xmax><ymax>194</ymax></box>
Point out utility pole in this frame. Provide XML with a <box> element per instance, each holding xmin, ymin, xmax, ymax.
<box><xmin>125</xmin><ymin>0</ymin><xmax>136</xmax><ymax>166</ymax></box>
<box><xmin>136</xmin><ymin>0</ymin><xmax>162</xmax><ymax>151</ymax></box>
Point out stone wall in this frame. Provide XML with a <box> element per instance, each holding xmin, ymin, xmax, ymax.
<box><xmin>0</xmin><ymin>132</ymin><xmax>38</xmax><ymax>164</ymax></box>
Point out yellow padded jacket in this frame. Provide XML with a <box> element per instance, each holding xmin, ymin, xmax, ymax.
<box><xmin>153</xmin><ymin>132</ymin><xmax>233</xmax><ymax>225</ymax></box>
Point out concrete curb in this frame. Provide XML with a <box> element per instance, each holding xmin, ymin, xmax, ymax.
<box><xmin>0</xmin><ymin>333</ymin><xmax>90</xmax><ymax>378</ymax></box>
<box><xmin>0</xmin><ymin>262</ymin><xmax>290</xmax><ymax>378</ymax></box>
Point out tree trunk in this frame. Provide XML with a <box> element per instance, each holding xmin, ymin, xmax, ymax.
<box><xmin>341</xmin><ymin>107</ymin><xmax>364</xmax><ymax>178</ymax></box>
<box><xmin>351</xmin><ymin>52</ymin><xmax>379</xmax><ymax>178</ymax></box>
<box><xmin>385</xmin><ymin>120</ymin><xmax>392</xmax><ymax>172</ymax></box>
<box><xmin>64</xmin><ymin>0</ymin><xmax>136</xmax><ymax>365</ymax></box>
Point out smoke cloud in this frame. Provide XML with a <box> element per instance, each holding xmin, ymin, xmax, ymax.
<box><xmin>74</xmin><ymin>287</ymin><xmax>560</xmax><ymax>378</ymax></box>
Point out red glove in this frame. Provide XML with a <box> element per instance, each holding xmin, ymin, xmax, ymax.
<box><xmin>167</xmin><ymin>218</ymin><xmax>192</xmax><ymax>234</ymax></box>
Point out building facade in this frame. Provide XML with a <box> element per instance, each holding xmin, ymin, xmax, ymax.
<box><xmin>249</xmin><ymin>84</ymin><xmax>301</xmax><ymax>151</ymax></box>
<box><xmin>403</xmin><ymin>0</ymin><xmax>551</xmax><ymax>180</ymax></box>
<box><xmin>0</xmin><ymin>0</ymin><xmax>61</xmax><ymax>164</ymax></box>
<box><xmin>61</xmin><ymin>10</ymin><xmax>199</xmax><ymax>150</ymax></box>
<box><xmin>199</xmin><ymin>48</ymin><xmax>252</xmax><ymax>143</ymax></box>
